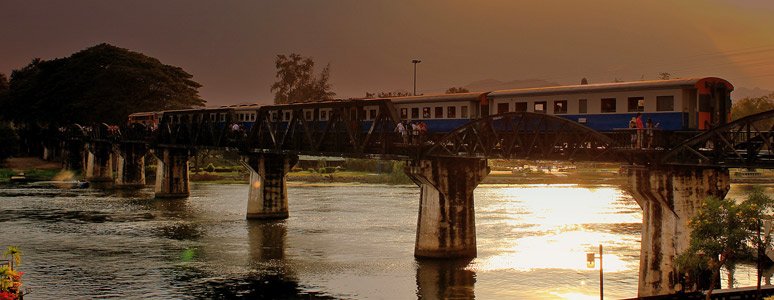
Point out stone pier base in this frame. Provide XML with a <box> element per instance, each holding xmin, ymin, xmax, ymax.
<box><xmin>406</xmin><ymin>158</ymin><xmax>489</xmax><ymax>259</ymax></box>
<box><xmin>115</xmin><ymin>143</ymin><xmax>148</xmax><ymax>188</ymax></box>
<box><xmin>624</xmin><ymin>165</ymin><xmax>730</xmax><ymax>297</ymax></box>
<box><xmin>85</xmin><ymin>142</ymin><xmax>114</xmax><ymax>183</ymax></box>
<box><xmin>154</xmin><ymin>148</ymin><xmax>191</xmax><ymax>198</ymax></box>
<box><xmin>241</xmin><ymin>154</ymin><xmax>298</xmax><ymax>220</ymax></box>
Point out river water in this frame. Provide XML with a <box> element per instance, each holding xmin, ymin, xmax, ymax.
<box><xmin>0</xmin><ymin>182</ymin><xmax>772</xmax><ymax>299</ymax></box>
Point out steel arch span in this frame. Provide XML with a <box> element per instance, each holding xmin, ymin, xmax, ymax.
<box><xmin>423</xmin><ymin>112</ymin><xmax>620</xmax><ymax>161</ymax></box>
<box><xmin>660</xmin><ymin>109</ymin><xmax>774</xmax><ymax>168</ymax></box>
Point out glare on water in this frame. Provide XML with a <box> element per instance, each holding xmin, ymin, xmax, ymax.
<box><xmin>0</xmin><ymin>183</ymin><xmax>770</xmax><ymax>299</ymax></box>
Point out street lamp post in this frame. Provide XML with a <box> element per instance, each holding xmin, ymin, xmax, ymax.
<box><xmin>412</xmin><ymin>59</ymin><xmax>421</xmax><ymax>96</ymax></box>
<box><xmin>586</xmin><ymin>244</ymin><xmax>604</xmax><ymax>300</ymax></box>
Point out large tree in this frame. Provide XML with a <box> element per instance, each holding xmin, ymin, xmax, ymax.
<box><xmin>270</xmin><ymin>53</ymin><xmax>334</xmax><ymax>104</ymax></box>
<box><xmin>676</xmin><ymin>189</ymin><xmax>773</xmax><ymax>299</ymax></box>
<box><xmin>0</xmin><ymin>43</ymin><xmax>204</xmax><ymax>125</ymax></box>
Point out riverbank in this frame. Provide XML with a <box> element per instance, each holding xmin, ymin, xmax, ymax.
<box><xmin>3</xmin><ymin>157</ymin><xmax>774</xmax><ymax>186</ymax></box>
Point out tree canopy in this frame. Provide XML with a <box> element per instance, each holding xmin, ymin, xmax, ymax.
<box><xmin>270</xmin><ymin>53</ymin><xmax>335</xmax><ymax>104</ymax></box>
<box><xmin>0</xmin><ymin>43</ymin><xmax>204</xmax><ymax>125</ymax></box>
<box><xmin>676</xmin><ymin>188</ymin><xmax>773</xmax><ymax>298</ymax></box>
<box><xmin>732</xmin><ymin>92</ymin><xmax>774</xmax><ymax>120</ymax></box>
<box><xmin>445</xmin><ymin>87</ymin><xmax>470</xmax><ymax>94</ymax></box>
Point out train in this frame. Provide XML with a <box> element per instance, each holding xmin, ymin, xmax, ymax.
<box><xmin>128</xmin><ymin>77</ymin><xmax>733</xmax><ymax>135</ymax></box>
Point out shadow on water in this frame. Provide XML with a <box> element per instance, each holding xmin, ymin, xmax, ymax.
<box><xmin>170</xmin><ymin>220</ymin><xmax>337</xmax><ymax>299</ymax></box>
<box><xmin>416</xmin><ymin>258</ymin><xmax>476</xmax><ymax>299</ymax></box>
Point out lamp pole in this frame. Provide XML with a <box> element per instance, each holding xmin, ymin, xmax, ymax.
<box><xmin>412</xmin><ymin>59</ymin><xmax>421</xmax><ymax>96</ymax></box>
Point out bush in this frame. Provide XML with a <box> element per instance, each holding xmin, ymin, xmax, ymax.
<box><xmin>204</xmin><ymin>163</ymin><xmax>216</xmax><ymax>172</ymax></box>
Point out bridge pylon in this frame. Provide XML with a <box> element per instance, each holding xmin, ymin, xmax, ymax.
<box><xmin>84</xmin><ymin>142</ymin><xmax>114</xmax><ymax>185</ymax></box>
<box><xmin>406</xmin><ymin>157</ymin><xmax>489</xmax><ymax>258</ymax></box>
<box><xmin>153</xmin><ymin>147</ymin><xmax>192</xmax><ymax>198</ymax></box>
<box><xmin>241</xmin><ymin>153</ymin><xmax>299</xmax><ymax>220</ymax></box>
<box><xmin>115</xmin><ymin>143</ymin><xmax>148</xmax><ymax>188</ymax></box>
<box><xmin>624</xmin><ymin>165</ymin><xmax>730</xmax><ymax>297</ymax></box>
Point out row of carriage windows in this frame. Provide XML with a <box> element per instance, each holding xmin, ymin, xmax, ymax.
<box><xmin>399</xmin><ymin>106</ymin><xmax>469</xmax><ymax>120</ymax></box>
<box><xmin>496</xmin><ymin>96</ymin><xmax>675</xmax><ymax>114</ymax></box>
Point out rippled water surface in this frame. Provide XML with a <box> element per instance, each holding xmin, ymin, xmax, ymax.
<box><xmin>0</xmin><ymin>182</ymin><xmax>771</xmax><ymax>299</ymax></box>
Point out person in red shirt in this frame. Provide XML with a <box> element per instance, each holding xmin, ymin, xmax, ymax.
<box><xmin>635</xmin><ymin>112</ymin><xmax>644</xmax><ymax>148</ymax></box>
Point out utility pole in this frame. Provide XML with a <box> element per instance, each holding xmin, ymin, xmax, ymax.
<box><xmin>412</xmin><ymin>59</ymin><xmax>421</xmax><ymax>96</ymax></box>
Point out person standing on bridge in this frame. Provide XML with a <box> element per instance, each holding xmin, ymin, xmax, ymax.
<box><xmin>395</xmin><ymin>121</ymin><xmax>408</xmax><ymax>144</ymax></box>
<box><xmin>629</xmin><ymin>117</ymin><xmax>637</xmax><ymax>148</ymax></box>
<box><xmin>635</xmin><ymin>112</ymin><xmax>644</xmax><ymax>149</ymax></box>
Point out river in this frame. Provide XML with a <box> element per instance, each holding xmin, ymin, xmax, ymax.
<box><xmin>0</xmin><ymin>182</ymin><xmax>772</xmax><ymax>299</ymax></box>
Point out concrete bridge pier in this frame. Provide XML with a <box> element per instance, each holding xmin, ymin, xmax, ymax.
<box><xmin>62</xmin><ymin>140</ymin><xmax>84</xmax><ymax>171</ymax></box>
<box><xmin>406</xmin><ymin>158</ymin><xmax>489</xmax><ymax>259</ymax></box>
<box><xmin>624</xmin><ymin>165</ymin><xmax>730</xmax><ymax>297</ymax></box>
<box><xmin>154</xmin><ymin>147</ymin><xmax>191</xmax><ymax>198</ymax></box>
<box><xmin>115</xmin><ymin>143</ymin><xmax>148</xmax><ymax>188</ymax></box>
<box><xmin>84</xmin><ymin>142</ymin><xmax>114</xmax><ymax>184</ymax></box>
<box><xmin>241</xmin><ymin>154</ymin><xmax>299</xmax><ymax>220</ymax></box>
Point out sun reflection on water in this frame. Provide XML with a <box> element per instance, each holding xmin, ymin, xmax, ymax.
<box><xmin>474</xmin><ymin>184</ymin><xmax>642</xmax><ymax>298</ymax></box>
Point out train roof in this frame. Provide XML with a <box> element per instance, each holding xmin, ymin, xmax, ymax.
<box><xmin>488</xmin><ymin>77</ymin><xmax>734</xmax><ymax>98</ymax></box>
<box><xmin>381</xmin><ymin>92</ymin><xmax>488</xmax><ymax>104</ymax></box>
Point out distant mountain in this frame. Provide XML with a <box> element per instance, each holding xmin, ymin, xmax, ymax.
<box><xmin>463</xmin><ymin>78</ymin><xmax>561</xmax><ymax>92</ymax></box>
<box><xmin>733</xmin><ymin>86</ymin><xmax>773</xmax><ymax>100</ymax></box>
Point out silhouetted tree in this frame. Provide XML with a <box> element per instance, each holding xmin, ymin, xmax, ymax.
<box><xmin>0</xmin><ymin>44</ymin><xmax>204</xmax><ymax>125</ymax></box>
<box><xmin>365</xmin><ymin>90</ymin><xmax>412</xmax><ymax>98</ymax></box>
<box><xmin>580</xmin><ymin>78</ymin><xmax>588</xmax><ymax>85</ymax></box>
<box><xmin>658</xmin><ymin>72</ymin><xmax>672</xmax><ymax>80</ymax></box>
<box><xmin>0</xmin><ymin>73</ymin><xmax>8</xmax><ymax>92</ymax></box>
<box><xmin>271</xmin><ymin>53</ymin><xmax>335</xmax><ymax>104</ymax></box>
<box><xmin>445</xmin><ymin>87</ymin><xmax>470</xmax><ymax>94</ymax></box>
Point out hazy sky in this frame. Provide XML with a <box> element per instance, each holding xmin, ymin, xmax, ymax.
<box><xmin>2</xmin><ymin>0</ymin><xmax>773</xmax><ymax>106</ymax></box>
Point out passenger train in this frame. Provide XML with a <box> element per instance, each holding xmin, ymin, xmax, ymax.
<box><xmin>129</xmin><ymin>77</ymin><xmax>733</xmax><ymax>135</ymax></box>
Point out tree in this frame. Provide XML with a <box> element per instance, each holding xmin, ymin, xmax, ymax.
<box><xmin>0</xmin><ymin>44</ymin><xmax>204</xmax><ymax>125</ymax></box>
<box><xmin>0</xmin><ymin>123</ymin><xmax>19</xmax><ymax>165</ymax></box>
<box><xmin>580</xmin><ymin>78</ymin><xmax>588</xmax><ymax>85</ymax></box>
<box><xmin>0</xmin><ymin>73</ymin><xmax>8</xmax><ymax>93</ymax></box>
<box><xmin>445</xmin><ymin>87</ymin><xmax>469</xmax><ymax>94</ymax></box>
<box><xmin>270</xmin><ymin>53</ymin><xmax>335</xmax><ymax>104</ymax></box>
<box><xmin>365</xmin><ymin>90</ymin><xmax>413</xmax><ymax>98</ymax></box>
<box><xmin>659</xmin><ymin>72</ymin><xmax>672</xmax><ymax>80</ymax></box>
<box><xmin>731</xmin><ymin>92</ymin><xmax>774</xmax><ymax>120</ymax></box>
<box><xmin>676</xmin><ymin>188</ymin><xmax>773</xmax><ymax>299</ymax></box>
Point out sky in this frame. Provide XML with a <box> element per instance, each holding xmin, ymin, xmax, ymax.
<box><xmin>2</xmin><ymin>0</ymin><xmax>774</xmax><ymax>106</ymax></box>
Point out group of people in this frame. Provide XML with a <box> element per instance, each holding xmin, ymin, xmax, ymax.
<box><xmin>394</xmin><ymin>120</ymin><xmax>428</xmax><ymax>145</ymax></box>
<box><xmin>629</xmin><ymin>112</ymin><xmax>657</xmax><ymax>149</ymax></box>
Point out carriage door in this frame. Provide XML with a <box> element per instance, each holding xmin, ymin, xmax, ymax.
<box><xmin>697</xmin><ymin>83</ymin><xmax>731</xmax><ymax>130</ymax></box>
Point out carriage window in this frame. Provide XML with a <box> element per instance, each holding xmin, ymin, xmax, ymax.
<box><xmin>656</xmin><ymin>96</ymin><xmax>674</xmax><ymax>111</ymax></box>
<box><xmin>411</xmin><ymin>108</ymin><xmax>419</xmax><ymax>119</ymax></box>
<box><xmin>239</xmin><ymin>114</ymin><xmax>244</xmax><ymax>121</ymax></box>
<box><xmin>400</xmin><ymin>108</ymin><xmax>408</xmax><ymax>119</ymax></box>
<box><xmin>320</xmin><ymin>110</ymin><xmax>328</xmax><ymax>120</ymax></box>
<box><xmin>435</xmin><ymin>107</ymin><xmax>443</xmax><ymax>118</ymax></box>
<box><xmin>284</xmin><ymin>111</ymin><xmax>290</xmax><ymax>121</ymax></box>
<box><xmin>497</xmin><ymin>103</ymin><xmax>509</xmax><ymax>114</ymax></box>
<box><xmin>448</xmin><ymin>106</ymin><xmax>456</xmax><ymax>118</ymax></box>
<box><xmin>534</xmin><ymin>101</ymin><xmax>547</xmax><ymax>113</ymax></box>
<box><xmin>514</xmin><ymin>102</ymin><xmax>528</xmax><ymax>112</ymax></box>
<box><xmin>210</xmin><ymin>113</ymin><xmax>216</xmax><ymax>121</ymax></box>
<box><xmin>369</xmin><ymin>109</ymin><xmax>377</xmax><ymax>120</ymax></box>
<box><xmin>305</xmin><ymin>111</ymin><xmax>312</xmax><ymax>121</ymax></box>
<box><xmin>461</xmin><ymin>106</ymin><xmax>468</xmax><ymax>118</ymax></box>
<box><xmin>628</xmin><ymin>97</ymin><xmax>645</xmax><ymax>112</ymax></box>
<box><xmin>553</xmin><ymin>100</ymin><xmax>567</xmax><ymax>114</ymax></box>
<box><xmin>251</xmin><ymin>113</ymin><xmax>256</xmax><ymax>121</ymax></box>
<box><xmin>220</xmin><ymin>114</ymin><xmax>226</xmax><ymax>122</ymax></box>
<box><xmin>578</xmin><ymin>99</ymin><xmax>588</xmax><ymax>114</ymax></box>
<box><xmin>422</xmin><ymin>107</ymin><xmax>431</xmax><ymax>119</ymax></box>
<box><xmin>601</xmin><ymin>98</ymin><xmax>617</xmax><ymax>113</ymax></box>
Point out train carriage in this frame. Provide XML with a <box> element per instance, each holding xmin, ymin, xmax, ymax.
<box><xmin>486</xmin><ymin>77</ymin><xmax>733</xmax><ymax>132</ymax></box>
<box><xmin>386</xmin><ymin>92</ymin><xmax>488</xmax><ymax>133</ymax></box>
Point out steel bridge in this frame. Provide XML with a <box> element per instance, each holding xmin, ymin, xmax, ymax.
<box><xmin>60</xmin><ymin>100</ymin><xmax>774</xmax><ymax>169</ymax></box>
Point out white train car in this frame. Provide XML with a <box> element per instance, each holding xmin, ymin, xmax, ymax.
<box><xmin>486</xmin><ymin>77</ymin><xmax>733</xmax><ymax>131</ymax></box>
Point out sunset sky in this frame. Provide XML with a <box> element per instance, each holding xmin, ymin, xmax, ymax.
<box><xmin>2</xmin><ymin>0</ymin><xmax>773</xmax><ymax>106</ymax></box>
